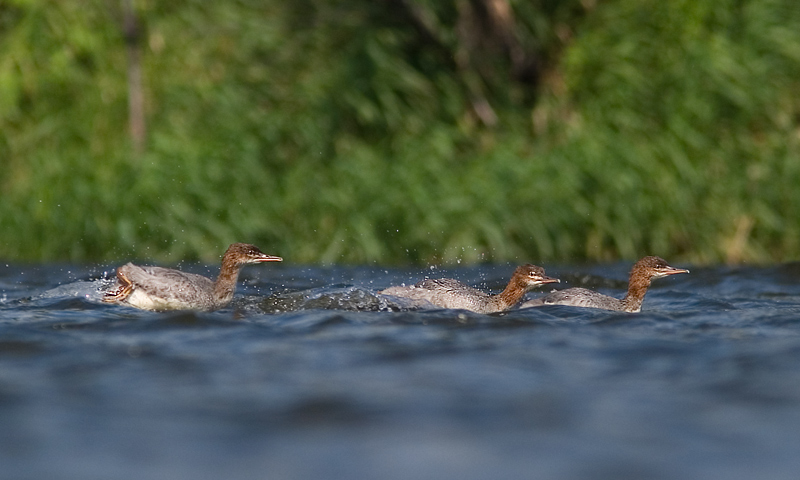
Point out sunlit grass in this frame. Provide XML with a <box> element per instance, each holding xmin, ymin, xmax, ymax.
<box><xmin>0</xmin><ymin>0</ymin><xmax>798</xmax><ymax>265</ymax></box>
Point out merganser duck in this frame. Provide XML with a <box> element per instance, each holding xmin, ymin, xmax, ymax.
<box><xmin>521</xmin><ymin>256</ymin><xmax>688</xmax><ymax>312</ymax></box>
<box><xmin>102</xmin><ymin>243</ymin><xmax>282</xmax><ymax>311</ymax></box>
<box><xmin>380</xmin><ymin>264</ymin><xmax>559</xmax><ymax>314</ymax></box>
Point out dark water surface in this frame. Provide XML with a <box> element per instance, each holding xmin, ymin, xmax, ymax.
<box><xmin>2</xmin><ymin>261</ymin><xmax>800</xmax><ymax>480</ymax></box>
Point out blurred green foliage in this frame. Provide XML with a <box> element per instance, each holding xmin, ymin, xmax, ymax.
<box><xmin>0</xmin><ymin>0</ymin><xmax>799</xmax><ymax>264</ymax></box>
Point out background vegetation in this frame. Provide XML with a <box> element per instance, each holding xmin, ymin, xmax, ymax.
<box><xmin>1</xmin><ymin>0</ymin><xmax>799</xmax><ymax>265</ymax></box>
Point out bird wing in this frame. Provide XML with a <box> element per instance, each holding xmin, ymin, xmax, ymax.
<box><xmin>119</xmin><ymin>264</ymin><xmax>215</xmax><ymax>306</ymax></box>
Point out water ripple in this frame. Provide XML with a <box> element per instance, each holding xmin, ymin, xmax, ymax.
<box><xmin>1</xmin><ymin>263</ymin><xmax>800</xmax><ymax>480</ymax></box>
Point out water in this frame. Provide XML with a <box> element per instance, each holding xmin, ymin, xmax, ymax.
<box><xmin>2</xmin><ymin>261</ymin><xmax>800</xmax><ymax>480</ymax></box>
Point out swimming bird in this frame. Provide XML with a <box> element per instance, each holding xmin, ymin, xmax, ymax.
<box><xmin>380</xmin><ymin>264</ymin><xmax>559</xmax><ymax>314</ymax></box>
<box><xmin>521</xmin><ymin>256</ymin><xmax>688</xmax><ymax>312</ymax></box>
<box><xmin>102</xmin><ymin>243</ymin><xmax>282</xmax><ymax>311</ymax></box>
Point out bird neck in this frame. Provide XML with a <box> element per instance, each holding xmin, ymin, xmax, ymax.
<box><xmin>494</xmin><ymin>276</ymin><xmax>531</xmax><ymax>310</ymax></box>
<box><xmin>621</xmin><ymin>271</ymin><xmax>651</xmax><ymax>313</ymax></box>
<box><xmin>212</xmin><ymin>255</ymin><xmax>244</xmax><ymax>305</ymax></box>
